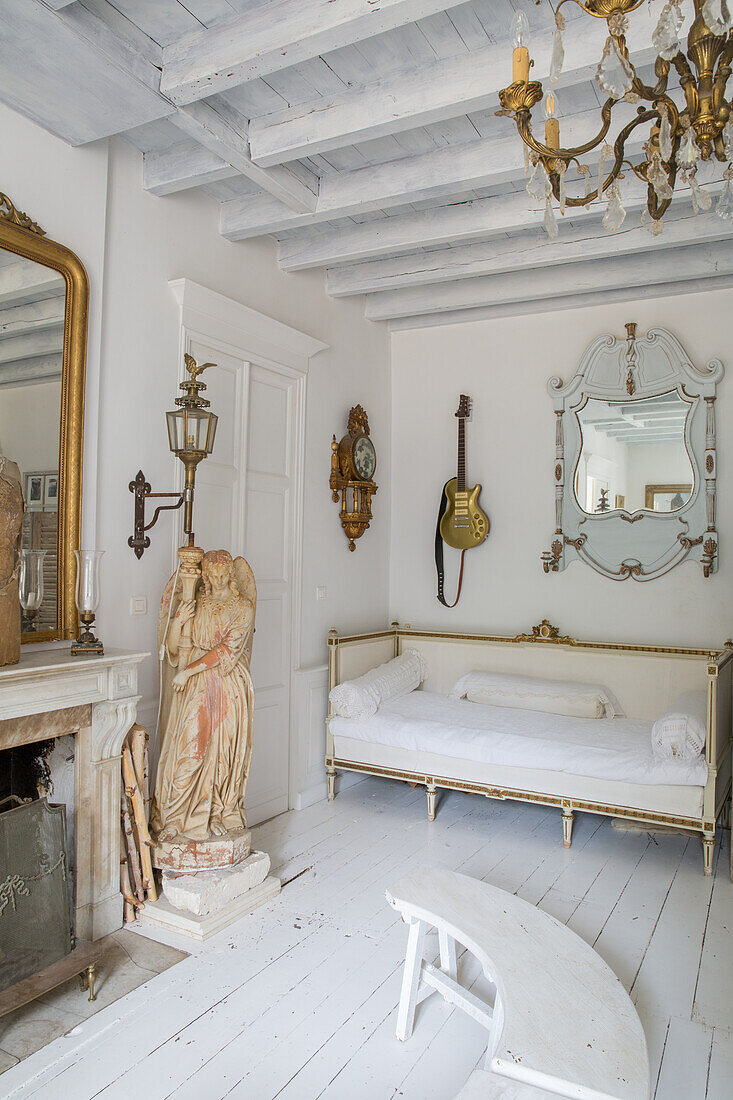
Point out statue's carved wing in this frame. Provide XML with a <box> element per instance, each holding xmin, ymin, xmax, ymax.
<box><xmin>233</xmin><ymin>556</ymin><xmax>256</xmax><ymax>666</ymax></box>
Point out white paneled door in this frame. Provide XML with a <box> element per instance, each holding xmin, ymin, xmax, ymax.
<box><xmin>243</xmin><ymin>364</ymin><xmax>298</xmax><ymax>824</ymax></box>
<box><xmin>182</xmin><ymin>341</ymin><xmax>299</xmax><ymax>826</ymax></box>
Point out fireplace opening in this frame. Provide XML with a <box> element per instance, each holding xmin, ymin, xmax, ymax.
<box><xmin>0</xmin><ymin>796</ymin><xmax>72</xmax><ymax>993</ymax></box>
<box><xmin>0</xmin><ymin>736</ymin><xmax>76</xmax><ymax>936</ymax></box>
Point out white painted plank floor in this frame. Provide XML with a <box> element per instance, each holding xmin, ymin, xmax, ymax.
<box><xmin>1</xmin><ymin>777</ymin><xmax>730</xmax><ymax>1100</ymax></box>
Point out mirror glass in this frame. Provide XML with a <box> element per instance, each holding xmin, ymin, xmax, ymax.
<box><xmin>574</xmin><ymin>391</ymin><xmax>693</xmax><ymax>515</ymax></box>
<box><xmin>0</xmin><ymin>248</ymin><xmax>65</xmax><ymax>635</ymax></box>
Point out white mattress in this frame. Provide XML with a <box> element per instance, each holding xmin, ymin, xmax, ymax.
<box><xmin>329</xmin><ymin>690</ymin><xmax>708</xmax><ymax>788</ymax></box>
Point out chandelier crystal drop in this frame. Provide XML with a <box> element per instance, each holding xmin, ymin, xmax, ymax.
<box><xmin>702</xmin><ymin>0</ymin><xmax>733</xmax><ymax>35</ymax></box>
<box><xmin>648</xmin><ymin>153</ymin><xmax>675</xmax><ymax>201</ymax></box>
<box><xmin>550</xmin><ymin>12</ymin><xmax>565</xmax><ymax>83</ymax></box>
<box><xmin>653</xmin><ymin>1</ymin><xmax>685</xmax><ymax>59</ymax></box>
<box><xmin>498</xmin><ymin>0</ymin><xmax>732</xmax><ymax>238</ymax></box>
<box><xmin>603</xmin><ymin>182</ymin><xmax>627</xmax><ymax>232</ymax></box>
<box><xmin>527</xmin><ymin>160</ymin><xmax>551</xmax><ymax>201</ymax></box>
<box><xmin>596</xmin><ymin>35</ymin><xmax>635</xmax><ymax>99</ymax></box>
<box><xmin>717</xmin><ymin>164</ymin><xmax>733</xmax><ymax>217</ymax></box>
<box><xmin>544</xmin><ymin>194</ymin><xmax>559</xmax><ymax>237</ymax></box>
<box><xmin>686</xmin><ymin>168</ymin><xmax>714</xmax><ymax>211</ymax></box>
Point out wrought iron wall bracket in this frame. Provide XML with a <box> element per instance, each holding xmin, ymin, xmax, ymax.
<box><xmin>128</xmin><ymin>470</ymin><xmax>184</xmax><ymax>559</ymax></box>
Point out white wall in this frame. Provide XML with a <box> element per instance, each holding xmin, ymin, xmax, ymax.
<box><xmin>3</xmin><ymin>105</ymin><xmax>391</xmax><ymax>794</ymax></box>
<box><xmin>389</xmin><ymin>289</ymin><xmax>733</xmax><ymax>650</ymax></box>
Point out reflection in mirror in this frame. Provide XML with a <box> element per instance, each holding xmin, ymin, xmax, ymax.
<box><xmin>0</xmin><ymin>249</ymin><xmax>65</xmax><ymax>634</ymax></box>
<box><xmin>574</xmin><ymin>392</ymin><xmax>693</xmax><ymax>516</ymax></box>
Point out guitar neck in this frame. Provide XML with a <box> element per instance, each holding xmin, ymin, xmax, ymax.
<box><xmin>457</xmin><ymin>417</ymin><xmax>466</xmax><ymax>493</ymax></box>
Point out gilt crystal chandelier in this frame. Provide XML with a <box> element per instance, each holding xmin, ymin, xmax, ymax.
<box><xmin>497</xmin><ymin>0</ymin><xmax>733</xmax><ymax>237</ymax></box>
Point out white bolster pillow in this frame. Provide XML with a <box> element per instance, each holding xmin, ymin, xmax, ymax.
<box><xmin>651</xmin><ymin>691</ymin><xmax>707</xmax><ymax>762</ymax></box>
<box><xmin>329</xmin><ymin>649</ymin><xmax>428</xmax><ymax>721</ymax></box>
<box><xmin>449</xmin><ymin>670</ymin><xmax>623</xmax><ymax>719</ymax></box>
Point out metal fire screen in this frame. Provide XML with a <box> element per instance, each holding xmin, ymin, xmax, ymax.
<box><xmin>0</xmin><ymin>797</ymin><xmax>72</xmax><ymax>993</ymax></box>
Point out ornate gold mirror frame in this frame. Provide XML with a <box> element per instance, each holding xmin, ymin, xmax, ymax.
<box><xmin>0</xmin><ymin>193</ymin><xmax>88</xmax><ymax>642</ymax></box>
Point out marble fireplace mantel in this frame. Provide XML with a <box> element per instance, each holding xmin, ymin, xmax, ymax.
<box><xmin>0</xmin><ymin>647</ymin><xmax>148</xmax><ymax>940</ymax></box>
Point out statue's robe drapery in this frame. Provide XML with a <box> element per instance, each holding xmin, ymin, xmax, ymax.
<box><xmin>153</xmin><ymin>592</ymin><xmax>255</xmax><ymax>840</ymax></box>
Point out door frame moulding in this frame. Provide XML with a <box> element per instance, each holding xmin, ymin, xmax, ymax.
<box><xmin>168</xmin><ymin>278</ymin><xmax>329</xmax><ymax>813</ymax></box>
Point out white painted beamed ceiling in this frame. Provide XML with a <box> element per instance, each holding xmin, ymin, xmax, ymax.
<box><xmin>3</xmin><ymin>0</ymin><xmax>733</xmax><ymax>328</ymax></box>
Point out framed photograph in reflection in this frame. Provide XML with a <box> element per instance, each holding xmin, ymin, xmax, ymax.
<box><xmin>615</xmin><ymin>494</ymin><xmax>625</xmax><ymax>509</ymax></box>
<box><xmin>645</xmin><ymin>484</ymin><xmax>692</xmax><ymax>512</ymax></box>
<box><xmin>43</xmin><ymin>473</ymin><xmax>58</xmax><ymax>511</ymax></box>
<box><xmin>25</xmin><ymin>472</ymin><xmax>44</xmax><ymax>512</ymax></box>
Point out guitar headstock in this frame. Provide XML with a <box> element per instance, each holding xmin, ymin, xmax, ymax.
<box><xmin>455</xmin><ymin>395</ymin><xmax>471</xmax><ymax>420</ymax></box>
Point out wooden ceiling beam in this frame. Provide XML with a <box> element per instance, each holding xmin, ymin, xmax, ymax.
<box><xmin>171</xmin><ymin>102</ymin><xmax>319</xmax><ymax>213</ymax></box>
<box><xmin>160</xmin><ymin>0</ymin><xmax>474</xmax><ymax>106</ymax></box>
<box><xmin>277</xmin><ymin>178</ymin><xmax>663</xmax><ymax>271</ymax></box>
<box><xmin>248</xmin><ymin>19</ymin><xmax>656</xmax><ymax>167</ymax></box>
<box><xmin>326</xmin><ymin>209</ymin><xmax>730</xmax><ymax>297</ymax></box>
<box><xmin>363</xmin><ymin>239</ymin><xmax>733</xmax><ymax>321</ymax></box>
<box><xmin>143</xmin><ymin>140</ymin><xmax>240</xmax><ymax>196</ymax></box>
<box><xmin>0</xmin><ymin>0</ymin><xmax>173</xmax><ymax>145</ymax></box>
<box><xmin>220</xmin><ymin>104</ymin><xmax>641</xmax><ymax>240</ymax></box>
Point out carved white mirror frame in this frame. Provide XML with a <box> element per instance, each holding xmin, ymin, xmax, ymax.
<box><xmin>542</xmin><ymin>323</ymin><xmax>723</xmax><ymax>582</ymax></box>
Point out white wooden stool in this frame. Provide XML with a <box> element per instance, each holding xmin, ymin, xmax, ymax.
<box><xmin>386</xmin><ymin>866</ymin><xmax>650</xmax><ymax>1100</ymax></box>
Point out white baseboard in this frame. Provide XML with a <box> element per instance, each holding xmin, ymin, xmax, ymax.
<box><xmin>294</xmin><ymin>769</ymin><xmax>365</xmax><ymax>811</ymax></box>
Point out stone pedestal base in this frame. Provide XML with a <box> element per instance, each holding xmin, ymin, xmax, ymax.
<box><xmin>152</xmin><ymin>828</ymin><xmax>251</xmax><ymax>873</ymax></box>
<box><xmin>140</xmin><ymin>876</ymin><xmax>281</xmax><ymax>941</ymax></box>
<box><xmin>162</xmin><ymin>851</ymin><xmax>271</xmax><ymax>917</ymax></box>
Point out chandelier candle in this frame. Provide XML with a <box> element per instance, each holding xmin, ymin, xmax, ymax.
<box><xmin>512</xmin><ymin>11</ymin><xmax>531</xmax><ymax>82</ymax></box>
<box><xmin>545</xmin><ymin>92</ymin><xmax>560</xmax><ymax>150</ymax></box>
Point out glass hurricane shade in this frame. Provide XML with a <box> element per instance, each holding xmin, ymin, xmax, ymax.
<box><xmin>166</xmin><ymin>407</ymin><xmax>218</xmax><ymax>458</ymax></box>
<box><xmin>74</xmin><ymin>550</ymin><xmax>103</xmax><ymax>614</ymax></box>
<box><xmin>19</xmin><ymin>550</ymin><xmax>46</xmax><ymax>613</ymax></box>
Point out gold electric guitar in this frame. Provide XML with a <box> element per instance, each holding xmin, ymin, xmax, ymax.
<box><xmin>435</xmin><ymin>395</ymin><xmax>489</xmax><ymax>607</ymax></box>
<box><xmin>440</xmin><ymin>395</ymin><xmax>489</xmax><ymax>550</ymax></box>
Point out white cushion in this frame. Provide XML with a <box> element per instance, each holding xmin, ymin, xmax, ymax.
<box><xmin>329</xmin><ymin>649</ymin><xmax>427</xmax><ymax>721</ymax></box>
<box><xmin>449</xmin><ymin>670</ymin><xmax>623</xmax><ymax>719</ymax></box>
<box><xmin>651</xmin><ymin>691</ymin><xmax>707</xmax><ymax>762</ymax></box>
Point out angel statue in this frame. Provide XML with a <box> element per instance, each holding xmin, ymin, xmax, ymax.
<box><xmin>151</xmin><ymin>549</ymin><xmax>257</xmax><ymax>846</ymax></box>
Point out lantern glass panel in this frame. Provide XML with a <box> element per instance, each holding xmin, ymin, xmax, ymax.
<box><xmin>166</xmin><ymin>409</ymin><xmax>218</xmax><ymax>455</ymax></box>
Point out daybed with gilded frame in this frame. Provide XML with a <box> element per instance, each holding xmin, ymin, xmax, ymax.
<box><xmin>325</xmin><ymin>620</ymin><xmax>732</xmax><ymax>875</ymax></box>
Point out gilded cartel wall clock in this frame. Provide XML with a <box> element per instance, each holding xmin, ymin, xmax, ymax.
<box><xmin>330</xmin><ymin>405</ymin><xmax>378</xmax><ymax>550</ymax></box>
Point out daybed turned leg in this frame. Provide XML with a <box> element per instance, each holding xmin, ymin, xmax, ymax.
<box><xmin>426</xmin><ymin>784</ymin><xmax>437</xmax><ymax>822</ymax></box>
<box><xmin>562</xmin><ymin>807</ymin><xmax>574</xmax><ymax>849</ymax></box>
<box><xmin>702</xmin><ymin>833</ymin><xmax>715</xmax><ymax>876</ymax></box>
<box><xmin>396</xmin><ymin>918</ymin><xmax>427</xmax><ymax>1041</ymax></box>
<box><xmin>327</xmin><ymin>767</ymin><xmax>336</xmax><ymax>802</ymax></box>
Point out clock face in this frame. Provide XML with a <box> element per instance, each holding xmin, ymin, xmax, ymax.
<box><xmin>353</xmin><ymin>434</ymin><xmax>376</xmax><ymax>479</ymax></box>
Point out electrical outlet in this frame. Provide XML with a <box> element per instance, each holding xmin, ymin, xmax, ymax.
<box><xmin>316</xmin><ymin>586</ymin><xmax>327</xmax><ymax>601</ymax></box>
<box><xmin>130</xmin><ymin>596</ymin><xmax>147</xmax><ymax>616</ymax></box>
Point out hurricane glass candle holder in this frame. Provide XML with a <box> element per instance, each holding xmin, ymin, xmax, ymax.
<box><xmin>71</xmin><ymin>549</ymin><xmax>104</xmax><ymax>656</ymax></box>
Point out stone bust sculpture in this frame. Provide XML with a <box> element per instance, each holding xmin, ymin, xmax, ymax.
<box><xmin>151</xmin><ymin>549</ymin><xmax>256</xmax><ymax>848</ymax></box>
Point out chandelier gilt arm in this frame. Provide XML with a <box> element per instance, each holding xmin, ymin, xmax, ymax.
<box><xmin>512</xmin><ymin>98</ymin><xmax>616</xmax><ymax>165</ymax></box>
<box><xmin>497</xmin><ymin>0</ymin><xmax>733</xmax><ymax>237</ymax></box>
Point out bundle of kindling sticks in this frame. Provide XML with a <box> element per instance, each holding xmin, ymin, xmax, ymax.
<box><xmin>120</xmin><ymin>723</ymin><xmax>157</xmax><ymax>920</ymax></box>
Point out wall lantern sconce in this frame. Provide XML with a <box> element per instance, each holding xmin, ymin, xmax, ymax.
<box><xmin>128</xmin><ymin>354</ymin><xmax>218</xmax><ymax>558</ymax></box>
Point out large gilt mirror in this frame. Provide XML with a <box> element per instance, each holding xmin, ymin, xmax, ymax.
<box><xmin>543</xmin><ymin>324</ymin><xmax>723</xmax><ymax>581</ymax></box>
<box><xmin>0</xmin><ymin>193</ymin><xmax>87</xmax><ymax>641</ymax></box>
